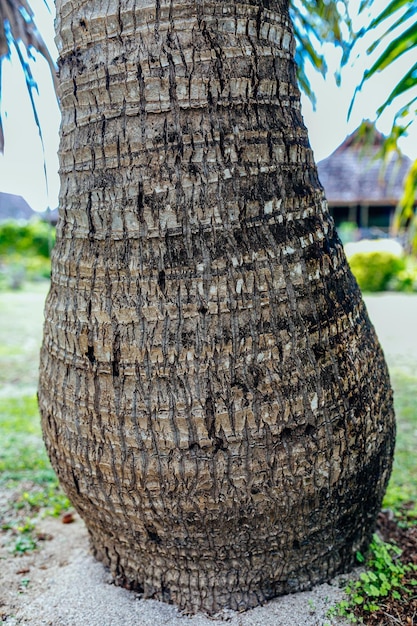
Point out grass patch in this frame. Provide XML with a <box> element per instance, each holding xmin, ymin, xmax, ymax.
<box><xmin>0</xmin><ymin>284</ymin><xmax>70</xmax><ymax>535</ymax></box>
<box><xmin>384</xmin><ymin>370</ymin><xmax>417</xmax><ymax>520</ymax></box>
<box><xmin>0</xmin><ymin>392</ymin><xmax>70</xmax><ymax>514</ymax></box>
<box><xmin>0</xmin><ymin>391</ymin><xmax>70</xmax><ymax>553</ymax></box>
<box><xmin>0</xmin><ymin>394</ymin><xmax>55</xmax><ymax>484</ymax></box>
<box><xmin>0</xmin><ymin>283</ymin><xmax>48</xmax><ymax>394</ymax></box>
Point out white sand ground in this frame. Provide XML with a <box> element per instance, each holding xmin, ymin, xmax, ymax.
<box><xmin>1</xmin><ymin>514</ymin><xmax>351</xmax><ymax>626</ymax></box>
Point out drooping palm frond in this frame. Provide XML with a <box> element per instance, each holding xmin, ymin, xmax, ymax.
<box><xmin>0</xmin><ymin>0</ymin><xmax>57</xmax><ymax>153</ymax></box>
<box><xmin>393</xmin><ymin>158</ymin><xmax>417</xmax><ymax>238</ymax></box>
<box><xmin>290</xmin><ymin>0</ymin><xmax>353</xmax><ymax>107</ymax></box>
<box><xmin>354</xmin><ymin>1</ymin><xmax>417</xmax><ymax>116</ymax></box>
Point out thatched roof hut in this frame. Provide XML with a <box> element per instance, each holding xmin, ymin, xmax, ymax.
<box><xmin>317</xmin><ymin>124</ymin><xmax>412</xmax><ymax>233</ymax></box>
<box><xmin>0</xmin><ymin>193</ymin><xmax>59</xmax><ymax>224</ymax></box>
<box><xmin>0</xmin><ymin>192</ymin><xmax>35</xmax><ymax>221</ymax></box>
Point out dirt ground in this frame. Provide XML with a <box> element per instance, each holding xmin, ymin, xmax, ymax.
<box><xmin>1</xmin><ymin>293</ymin><xmax>416</xmax><ymax>626</ymax></box>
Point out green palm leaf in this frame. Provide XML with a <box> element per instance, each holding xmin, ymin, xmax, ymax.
<box><xmin>364</xmin><ymin>0</ymin><xmax>414</xmax><ymax>29</ymax></box>
<box><xmin>290</xmin><ymin>0</ymin><xmax>353</xmax><ymax>104</ymax></box>
<box><xmin>352</xmin><ymin>1</ymin><xmax>417</xmax><ymax>116</ymax></box>
<box><xmin>365</xmin><ymin>23</ymin><xmax>417</xmax><ymax>79</ymax></box>
<box><xmin>376</xmin><ymin>64</ymin><xmax>417</xmax><ymax>116</ymax></box>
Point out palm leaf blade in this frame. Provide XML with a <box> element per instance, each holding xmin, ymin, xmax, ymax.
<box><xmin>0</xmin><ymin>0</ymin><xmax>57</xmax><ymax>153</ymax></box>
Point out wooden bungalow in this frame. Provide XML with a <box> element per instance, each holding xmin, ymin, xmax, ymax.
<box><xmin>317</xmin><ymin>125</ymin><xmax>412</xmax><ymax>235</ymax></box>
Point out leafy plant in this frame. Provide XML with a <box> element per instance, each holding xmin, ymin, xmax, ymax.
<box><xmin>348</xmin><ymin>251</ymin><xmax>406</xmax><ymax>292</ymax></box>
<box><xmin>329</xmin><ymin>535</ymin><xmax>417</xmax><ymax>623</ymax></box>
<box><xmin>19</xmin><ymin>485</ymin><xmax>70</xmax><ymax>518</ymax></box>
<box><xmin>0</xmin><ymin>220</ymin><xmax>54</xmax><ymax>288</ymax></box>
<box><xmin>357</xmin><ymin>0</ymin><xmax>417</xmax><ymax>119</ymax></box>
<box><xmin>394</xmin><ymin>159</ymin><xmax>417</xmax><ymax>254</ymax></box>
<box><xmin>9</xmin><ymin>518</ymin><xmax>37</xmax><ymax>554</ymax></box>
<box><xmin>388</xmin><ymin>259</ymin><xmax>417</xmax><ymax>292</ymax></box>
<box><xmin>13</xmin><ymin>534</ymin><xmax>37</xmax><ymax>554</ymax></box>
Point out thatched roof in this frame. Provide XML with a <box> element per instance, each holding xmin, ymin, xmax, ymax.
<box><xmin>0</xmin><ymin>192</ymin><xmax>35</xmax><ymax>221</ymax></box>
<box><xmin>317</xmin><ymin>125</ymin><xmax>412</xmax><ymax>206</ymax></box>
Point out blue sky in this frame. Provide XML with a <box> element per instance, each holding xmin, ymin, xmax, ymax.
<box><xmin>0</xmin><ymin>0</ymin><xmax>415</xmax><ymax>213</ymax></box>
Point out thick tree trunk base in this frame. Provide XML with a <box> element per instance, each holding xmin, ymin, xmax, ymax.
<box><xmin>75</xmin><ymin>445</ymin><xmax>391</xmax><ymax>615</ymax></box>
<box><xmin>89</xmin><ymin>531</ymin><xmax>345</xmax><ymax>613</ymax></box>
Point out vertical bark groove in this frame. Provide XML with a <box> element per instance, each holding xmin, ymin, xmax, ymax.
<box><xmin>39</xmin><ymin>0</ymin><xmax>395</xmax><ymax>615</ymax></box>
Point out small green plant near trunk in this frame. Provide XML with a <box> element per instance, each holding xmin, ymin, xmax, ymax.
<box><xmin>328</xmin><ymin>535</ymin><xmax>417</xmax><ymax>623</ymax></box>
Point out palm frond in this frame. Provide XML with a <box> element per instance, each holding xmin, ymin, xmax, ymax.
<box><xmin>376</xmin><ymin>65</ymin><xmax>417</xmax><ymax>117</ymax></box>
<box><xmin>393</xmin><ymin>158</ymin><xmax>417</xmax><ymax>252</ymax></box>
<box><xmin>290</xmin><ymin>0</ymin><xmax>353</xmax><ymax>105</ymax></box>
<box><xmin>365</xmin><ymin>23</ymin><xmax>417</xmax><ymax>79</ymax></box>
<box><xmin>0</xmin><ymin>0</ymin><xmax>57</xmax><ymax>153</ymax></box>
<box><xmin>351</xmin><ymin>0</ymin><xmax>417</xmax><ymax>253</ymax></box>
<box><xmin>367</xmin><ymin>0</ymin><xmax>414</xmax><ymax>30</ymax></box>
<box><xmin>354</xmin><ymin>0</ymin><xmax>417</xmax><ymax>114</ymax></box>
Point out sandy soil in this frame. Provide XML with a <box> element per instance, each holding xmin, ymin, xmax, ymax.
<box><xmin>1</xmin><ymin>293</ymin><xmax>416</xmax><ymax>626</ymax></box>
<box><xmin>0</xmin><ymin>511</ymin><xmax>352</xmax><ymax>626</ymax></box>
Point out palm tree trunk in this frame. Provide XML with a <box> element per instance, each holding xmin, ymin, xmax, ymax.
<box><xmin>39</xmin><ymin>0</ymin><xmax>395</xmax><ymax>614</ymax></box>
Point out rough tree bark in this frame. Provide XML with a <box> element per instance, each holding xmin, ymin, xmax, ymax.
<box><xmin>39</xmin><ymin>0</ymin><xmax>395</xmax><ymax>615</ymax></box>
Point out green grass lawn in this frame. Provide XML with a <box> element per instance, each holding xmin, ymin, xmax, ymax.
<box><xmin>0</xmin><ymin>283</ymin><xmax>47</xmax><ymax>396</ymax></box>
<box><xmin>0</xmin><ymin>284</ymin><xmax>416</xmax><ymax>522</ymax></box>
<box><xmin>383</xmin><ymin>370</ymin><xmax>417</xmax><ymax>518</ymax></box>
<box><xmin>0</xmin><ymin>226</ymin><xmax>54</xmax><ymax>518</ymax></box>
<box><xmin>0</xmin><ymin>284</ymin><xmax>69</xmax><ymax>544</ymax></box>
<box><xmin>0</xmin><ymin>283</ymin><xmax>53</xmax><ymax>486</ymax></box>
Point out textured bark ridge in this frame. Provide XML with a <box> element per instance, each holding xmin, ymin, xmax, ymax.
<box><xmin>39</xmin><ymin>0</ymin><xmax>395</xmax><ymax>615</ymax></box>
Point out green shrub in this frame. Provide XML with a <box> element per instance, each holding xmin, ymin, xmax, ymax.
<box><xmin>0</xmin><ymin>220</ymin><xmax>54</xmax><ymax>288</ymax></box>
<box><xmin>348</xmin><ymin>251</ymin><xmax>406</xmax><ymax>292</ymax></box>
<box><xmin>389</xmin><ymin>263</ymin><xmax>417</xmax><ymax>292</ymax></box>
<box><xmin>0</xmin><ymin>219</ymin><xmax>55</xmax><ymax>259</ymax></box>
<box><xmin>338</xmin><ymin>221</ymin><xmax>358</xmax><ymax>245</ymax></box>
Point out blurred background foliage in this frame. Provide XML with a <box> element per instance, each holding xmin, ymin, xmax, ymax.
<box><xmin>290</xmin><ymin>0</ymin><xmax>352</xmax><ymax>106</ymax></box>
<box><xmin>0</xmin><ymin>219</ymin><xmax>53</xmax><ymax>288</ymax></box>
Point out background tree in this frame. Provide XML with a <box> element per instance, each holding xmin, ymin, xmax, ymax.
<box><xmin>37</xmin><ymin>0</ymin><xmax>395</xmax><ymax>615</ymax></box>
